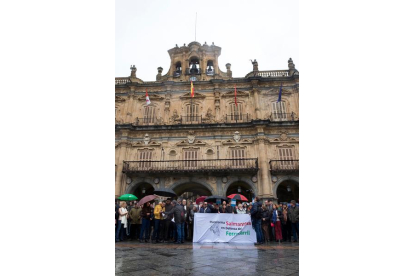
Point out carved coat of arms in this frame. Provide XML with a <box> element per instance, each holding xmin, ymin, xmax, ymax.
<box><xmin>188</xmin><ymin>131</ymin><xmax>195</xmax><ymax>144</ymax></box>
<box><xmin>233</xmin><ymin>131</ymin><xmax>241</xmax><ymax>143</ymax></box>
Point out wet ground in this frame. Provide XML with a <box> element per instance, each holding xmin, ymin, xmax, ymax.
<box><xmin>115</xmin><ymin>241</ymin><xmax>299</xmax><ymax>276</ymax></box>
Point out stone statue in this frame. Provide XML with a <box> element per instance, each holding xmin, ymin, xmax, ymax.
<box><xmin>144</xmin><ymin>133</ymin><xmax>150</xmax><ymax>145</ymax></box>
<box><xmin>169</xmin><ymin>109</ymin><xmax>180</xmax><ymax>124</ymax></box>
<box><xmin>251</xmin><ymin>59</ymin><xmax>258</xmax><ymax>71</ymax></box>
<box><xmin>204</xmin><ymin>108</ymin><xmax>215</xmax><ymax>123</ymax></box>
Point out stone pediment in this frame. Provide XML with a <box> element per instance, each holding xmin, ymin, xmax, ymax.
<box><xmin>222</xmin><ymin>90</ymin><xmax>249</xmax><ymax>97</ymax></box>
<box><xmin>176</xmin><ymin>140</ymin><xmax>206</xmax><ymax>147</ymax></box>
<box><xmin>180</xmin><ymin>92</ymin><xmax>206</xmax><ymax>99</ymax></box>
<box><xmin>115</xmin><ymin>96</ymin><xmax>126</xmax><ymax>102</ymax></box>
<box><xmin>137</xmin><ymin>94</ymin><xmax>165</xmax><ymax>101</ymax></box>
<box><xmin>132</xmin><ymin>141</ymin><xmax>161</xmax><ymax>147</ymax></box>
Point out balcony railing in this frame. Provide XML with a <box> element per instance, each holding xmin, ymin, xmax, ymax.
<box><xmin>256</xmin><ymin>70</ymin><xmax>289</xmax><ymax>77</ymax></box>
<box><xmin>269</xmin><ymin>160</ymin><xmax>299</xmax><ymax>173</ymax></box>
<box><xmin>225</xmin><ymin>114</ymin><xmax>251</xmax><ymax>123</ymax></box>
<box><xmin>270</xmin><ymin>112</ymin><xmax>297</xmax><ymax>122</ymax></box>
<box><xmin>115</xmin><ymin>77</ymin><xmax>131</xmax><ymax>85</ymax></box>
<box><xmin>181</xmin><ymin>115</ymin><xmax>202</xmax><ymax>124</ymax></box>
<box><xmin>123</xmin><ymin>158</ymin><xmax>259</xmax><ymax>174</ymax></box>
<box><xmin>132</xmin><ymin>118</ymin><xmax>157</xmax><ymax>126</ymax></box>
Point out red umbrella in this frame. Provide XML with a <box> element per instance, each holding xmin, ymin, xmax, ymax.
<box><xmin>195</xmin><ymin>196</ymin><xmax>207</xmax><ymax>204</ymax></box>
<box><xmin>227</xmin><ymin>194</ymin><xmax>248</xmax><ymax>201</ymax></box>
<box><xmin>137</xmin><ymin>195</ymin><xmax>158</xmax><ymax>206</ymax></box>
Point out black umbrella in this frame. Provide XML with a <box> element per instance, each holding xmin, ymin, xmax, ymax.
<box><xmin>153</xmin><ymin>187</ymin><xmax>177</xmax><ymax>197</ymax></box>
<box><xmin>204</xmin><ymin>195</ymin><xmax>227</xmax><ymax>203</ymax></box>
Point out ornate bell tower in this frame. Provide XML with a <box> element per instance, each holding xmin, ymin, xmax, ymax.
<box><xmin>156</xmin><ymin>41</ymin><xmax>231</xmax><ymax>82</ymax></box>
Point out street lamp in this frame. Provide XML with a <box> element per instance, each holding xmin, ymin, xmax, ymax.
<box><xmin>237</xmin><ymin>186</ymin><xmax>241</xmax><ymax>193</ymax></box>
<box><xmin>286</xmin><ymin>184</ymin><xmax>291</xmax><ymax>192</ymax></box>
<box><xmin>142</xmin><ymin>187</ymin><xmax>146</xmax><ymax>194</ymax></box>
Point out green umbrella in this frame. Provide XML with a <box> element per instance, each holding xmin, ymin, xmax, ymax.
<box><xmin>118</xmin><ymin>194</ymin><xmax>138</xmax><ymax>201</ymax></box>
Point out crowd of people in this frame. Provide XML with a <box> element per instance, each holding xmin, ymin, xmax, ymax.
<box><xmin>115</xmin><ymin>197</ymin><xmax>299</xmax><ymax>245</ymax></box>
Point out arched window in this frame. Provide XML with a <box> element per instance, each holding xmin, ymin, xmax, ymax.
<box><xmin>184</xmin><ymin>104</ymin><xmax>200</xmax><ymax>123</ymax></box>
<box><xmin>230</xmin><ymin>147</ymin><xmax>246</xmax><ymax>167</ymax></box>
<box><xmin>271</xmin><ymin>101</ymin><xmax>287</xmax><ymax>121</ymax></box>
<box><xmin>228</xmin><ymin>103</ymin><xmax>243</xmax><ymax>122</ymax></box>
<box><xmin>143</xmin><ymin>106</ymin><xmax>156</xmax><ymax>124</ymax></box>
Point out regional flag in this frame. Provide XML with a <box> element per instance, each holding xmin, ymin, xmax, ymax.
<box><xmin>234</xmin><ymin>85</ymin><xmax>238</xmax><ymax>106</ymax></box>
<box><xmin>191</xmin><ymin>81</ymin><xmax>194</xmax><ymax>97</ymax></box>
<box><xmin>145</xmin><ymin>89</ymin><xmax>151</xmax><ymax>105</ymax></box>
<box><xmin>277</xmin><ymin>83</ymin><xmax>283</xmax><ymax>103</ymax></box>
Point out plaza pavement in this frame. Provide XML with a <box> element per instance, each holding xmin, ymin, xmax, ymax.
<box><xmin>115</xmin><ymin>241</ymin><xmax>299</xmax><ymax>276</ymax></box>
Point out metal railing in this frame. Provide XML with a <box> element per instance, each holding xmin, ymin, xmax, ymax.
<box><xmin>181</xmin><ymin>115</ymin><xmax>202</xmax><ymax>124</ymax></box>
<box><xmin>132</xmin><ymin>118</ymin><xmax>156</xmax><ymax>125</ymax></box>
<box><xmin>115</xmin><ymin>77</ymin><xmax>131</xmax><ymax>85</ymax></box>
<box><xmin>225</xmin><ymin>114</ymin><xmax>250</xmax><ymax>123</ymax></box>
<box><xmin>270</xmin><ymin>112</ymin><xmax>297</xmax><ymax>122</ymax></box>
<box><xmin>269</xmin><ymin>160</ymin><xmax>299</xmax><ymax>173</ymax></box>
<box><xmin>123</xmin><ymin>158</ymin><xmax>259</xmax><ymax>174</ymax></box>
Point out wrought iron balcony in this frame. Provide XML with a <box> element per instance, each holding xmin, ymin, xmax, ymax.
<box><xmin>181</xmin><ymin>115</ymin><xmax>202</xmax><ymax>124</ymax></box>
<box><xmin>225</xmin><ymin>114</ymin><xmax>251</xmax><ymax>123</ymax></box>
<box><xmin>270</xmin><ymin>112</ymin><xmax>297</xmax><ymax>122</ymax></box>
<box><xmin>269</xmin><ymin>160</ymin><xmax>299</xmax><ymax>173</ymax></box>
<box><xmin>132</xmin><ymin>118</ymin><xmax>157</xmax><ymax>126</ymax></box>
<box><xmin>123</xmin><ymin>158</ymin><xmax>259</xmax><ymax>174</ymax></box>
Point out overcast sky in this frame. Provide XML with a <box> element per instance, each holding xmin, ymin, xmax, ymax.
<box><xmin>116</xmin><ymin>0</ymin><xmax>299</xmax><ymax>81</ymax></box>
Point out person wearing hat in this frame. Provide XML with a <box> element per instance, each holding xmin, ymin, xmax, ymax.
<box><xmin>288</xmin><ymin>200</ymin><xmax>299</xmax><ymax>242</ymax></box>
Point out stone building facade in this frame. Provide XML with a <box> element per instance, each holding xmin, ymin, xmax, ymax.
<box><xmin>115</xmin><ymin>41</ymin><xmax>299</xmax><ymax>203</ymax></box>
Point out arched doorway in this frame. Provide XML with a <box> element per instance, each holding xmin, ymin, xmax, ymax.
<box><xmin>276</xmin><ymin>180</ymin><xmax>299</xmax><ymax>204</ymax></box>
<box><xmin>170</xmin><ymin>182</ymin><xmax>213</xmax><ymax>203</ymax></box>
<box><xmin>129</xmin><ymin>182</ymin><xmax>155</xmax><ymax>200</ymax></box>
<box><xmin>225</xmin><ymin>181</ymin><xmax>254</xmax><ymax>203</ymax></box>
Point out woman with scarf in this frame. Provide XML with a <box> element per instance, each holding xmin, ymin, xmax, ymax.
<box><xmin>271</xmin><ymin>204</ymin><xmax>283</xmax><ymax>242</ymax></box>
<box><xmin>116</xmin><ymin>201</ymin><xmax>128</xmax><ymax>242</ymax></box>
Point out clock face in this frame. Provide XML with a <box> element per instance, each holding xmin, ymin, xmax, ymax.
<box><xmin>190</xmin><ymin>76</ymin><xmax>197</xmax><ymax>82</ymax></box>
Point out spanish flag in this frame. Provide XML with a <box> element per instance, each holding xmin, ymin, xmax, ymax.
<box><xmin>145</xmin><ymin>89</ymin><xmax>151</xmax><ymax>105</ymax></box>
<box><xmin>191</xmin><ymin>81</ymin><xmax>194</xmax><ymax>97</ymax></box>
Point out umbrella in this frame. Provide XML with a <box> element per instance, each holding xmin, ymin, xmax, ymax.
<box><xmin>205</xmin><ymin>195</ymin><xmax>228</xmax><ymax>203</ymax></box>
<box><xmin>153</xmin><ymin>187</ymin><xmax>177</xmax><ymax>197</ymax></box>
<box><xmin>137</xmin><ymin>195</ymin><xmax>158</xmax><ymax>206</ymax></box>
<box><xmin>195</xmin><ymin>196</ymin><xmax>207</xmax><ymax>204</ymax></box>
<box><xmin>118</xmin><ymin>194</ymin><xmax>138</xmax><ymax>201</ymax></box>
<box><xmin>227</xmin><ymin>194</ymin><xmax>248</xmax><ymax>201</ymax></box>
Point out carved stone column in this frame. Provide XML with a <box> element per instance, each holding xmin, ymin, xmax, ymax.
<box><xmin>252</xmin><ymin>87</ymin><xmax>261</xmax><ymax>119</ymax></box>
<box><xmin>115</xmin><ymin>137</ymin><xmax>129</xmax><ymax>197</ymax></box>
<box><xmin>256</xmin><ymin>133</ymin><xmax>272</xmax><ymax>198</ymax></box>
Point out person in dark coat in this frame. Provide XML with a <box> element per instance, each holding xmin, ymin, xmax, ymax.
<box><xmin>199</xmin><ymin>202</ymin><xmax>213</xmax><ymax>213</ymax></box>
<box><xmin>281</xmin><ymin>203</ymin><xmax>292</xmax><ymax>242</ymax></box>
<box><xmin>288</xmin><ymin>200</ymin><xmax>299</xmax><ymax>242</ymax></box>
<box><xmin>163</xmin><ymin>200</ymin><xmax>185</xmax><ymax>244</ymax></box>
<box><xmin>261</xmin><ymin>204</ymin><xmax>271</xmax><ymax>242</ymax></box>
<box><xmin>220</xmin><ymin>201</ymin><xmax>234</xmax><ymax>213</ymax></box>
<box><xmin>139</xmin><ymin>202</ymin><xmax>151</xmax><ymax>242</ymax></box>
<box><xmin>250</xmin><ymin>197</ymin><xmax>264</xmax><ymax>245</ymax></box>
<box><xmin>163</xmin><ymin>198</ymin><xmax>174</xmax><ymax>242</ymax></box>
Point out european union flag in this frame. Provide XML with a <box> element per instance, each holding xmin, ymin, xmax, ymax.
<box><xmin>277</xmin><ymin>83</ymin><xmax>283</xmax><ymax>102</ymax></box>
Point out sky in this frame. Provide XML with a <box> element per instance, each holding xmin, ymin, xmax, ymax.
<box><xmin>116</xmin><ymin>0</ymin><xmax>299</xmax><ymax>81</ymax></box>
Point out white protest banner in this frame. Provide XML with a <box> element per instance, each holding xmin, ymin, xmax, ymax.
<box><xmin>193</xmin><ymin>213</ymin><xmax>257</xmax><ymax>243</ymax></box>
